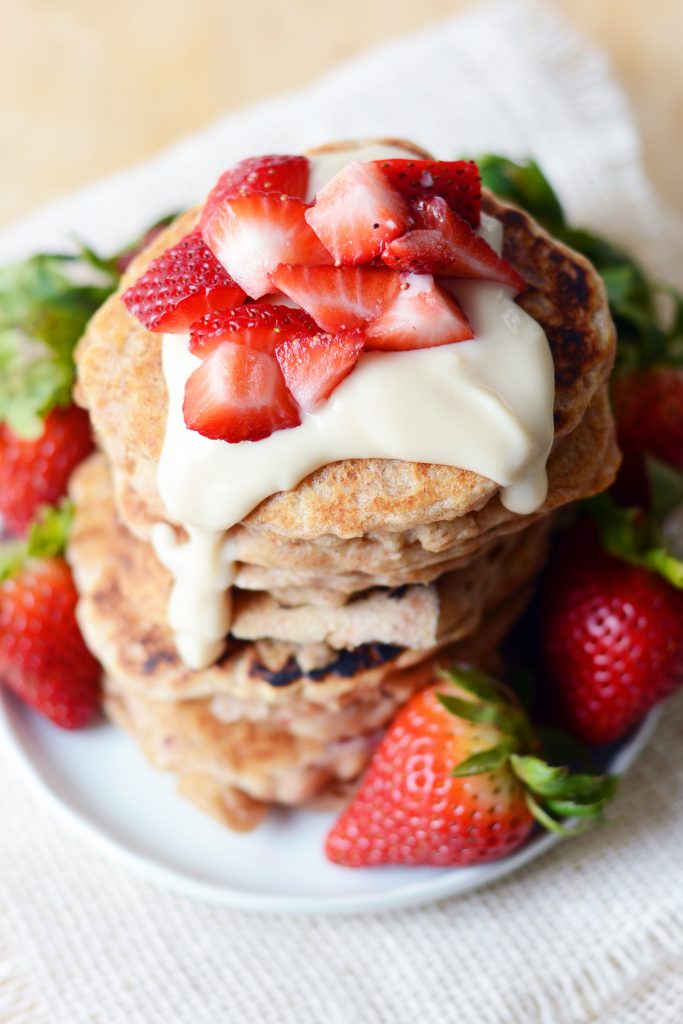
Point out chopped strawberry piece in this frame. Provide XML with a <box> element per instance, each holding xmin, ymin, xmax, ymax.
<box><xmin>189</xmin><ymin>304</ymin><xmax>317</xmax><ymax>359</ymax></box>
<box><xmin>373</xmin><ymin>159</ymin><xmax>481</xmax><ymax>227</ymax></box>
<box><xmin>381</xmin><ymin>229</ymin><xmax>454</xmax><ymax>275</ymax></box>
<box><xmin>183</xmin><ymin>342</ymin><xmax>300</xmax><ymax>443</ymax></box>
<box><xmin>122</xmin><ymin>229</ymin><xmax>246</xmax><ymax>333</ymax></box>
<box><xmin>305</xmin><ymin>162</ymin><xmax>410</xmax><ymax>265</ymax></box>
<box><xmin>365</xmin><ymin>273</ymin><xmax>473</xmax><ymax>351</ymax></box>
<box><xmin>200</xmin><ymin>155</ymin><xmax>310</xmax><ymax>228</ymax></box>
<box><xmin>276</xmin><ymin>330</ymin><xmax>365</xmax><ymax>411</ymax></box>
<box><xmin>383</xmin><ymin>196</ymin><xmax>524</xmax><ymax>290</ymax></box>
<box><xmin>203</xmin><ymin>193</ymin><xmax>332</xmax><ymax>299</ymax></box>
<box><xmin>271</xmin><ymin>265</ymin><xmax>400</xmax><ymax>332</ymax></box>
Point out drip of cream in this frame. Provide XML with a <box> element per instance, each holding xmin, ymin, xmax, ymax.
<box><xmin>152</xmin><ymin>143</ymin><xmax>555</xmax><ymax>670</ymax></box>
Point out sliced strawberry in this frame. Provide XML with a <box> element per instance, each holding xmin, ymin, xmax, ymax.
<box><xmin>276</xmin><ymin>330</ymin><xmax>365</xmax><ymax>411</ymax></box>
<box><xmin>183</xmin><ymin>342</ymin><xmax>300</xmax><ymax>442</ymax></box>
<box><xmin>373</xmin><ymin>159</ymin><xmax>481</xmax><ymax>227</ymax></box>
<box><xmin>189</xmin><ymin>304</ymin><xmax>317</xmax><ymax>359</ymax></box>
<box><xmin>383</xmin><ymin>196</ymin><xmax>524</xmax><ymax>290</ymax></box>
<box><xmin>271</xmin><ymin>265</ymin><xmax>400</xmax><ymax>332</ymax></box>
<box><xmin>122</xmin><ymin>229</ymin><xmax>246</xmax><ymax>333</ymax></box>
<box><xmin>365</xmin><ymin>273</ymin><xmax>473</xmax><ymax>351</ymax></box>
<box><xmin>200</xmin><ymin>155</ymin><xmax>310</xmax><ymax>228</ymax></box>
<box><xmin>381</xmin><ymin>229</ymin><xmax>454</xmax><ymax>275</ymax></box>
<box><xmin>203</xmin><ymin>193</ymin><xmax>332</xmax><ymax>299</ymax></box>
<box><xmin>305</xmin><ymin>162</ymin><xmax>410</xmax><ymax>265</ymax></box>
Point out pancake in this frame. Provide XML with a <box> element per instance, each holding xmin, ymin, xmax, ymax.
<box><xmin>75</xmin><ymin>142</ymin><xmax>616</xmax><ymax>542</ymax></box>
<box><xmin>68</xmin><ymin>454</ymin><xmax>549</xmax><ymax>703</ymax></box>
<box><xmin>102</xmin><ymin>587</ymin><xmax>527</xmax><ymax>829</ymax></box>
<box><xmin>74</xmin><ymin>379</ymin><xmax>617</xmax><ymax>602</ymax></box>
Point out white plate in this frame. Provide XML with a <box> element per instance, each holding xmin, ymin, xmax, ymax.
<box><xmin>0</xmin><ymin>690</ymin><xmax>659</xmax><ymax>915</ymax></box>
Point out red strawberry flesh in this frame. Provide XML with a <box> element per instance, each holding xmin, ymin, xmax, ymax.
<box><xmin>365</xmin><ymin>273</ymin><xmax>473</xmax><ymax>350</ymax></box>
<box><xmin>374</xmin><ymin>159</ymin><xmax>481</xmax><ymax>227</ymax></box>
<box><xmin>200</xmin><ymin>154</ymin><xmax>310</xmax><ymax>228</ymax></box>
<box><xmin>189</xmin><ymin>304</ymin><xmax>317</xmax><ymax>359</ymax></box>
<box><xmin>122</xmin><ymin>229</ymin><xmax>246</xmax><ymax>333</ymax></box>
<box><xmin>305</xmin><ymin>161</ymin><xmax>410</xmax><ymax>265</ymax></box>
<box><xmin>384</xmin><ymin>196</ymin><xmax>524</xmax><ymax>290</ymax></box>
<box><xmin>203</xmin><ymin>193</ymin><xmax>332</xmax><ymax>299</ymax></box>
<box><xmin>271</xmin><ymin>264</ymin><xmax>400</xmax><ymax>332</ymax></box>
<box><xmin>276</xmin><ymin>330</ymin><xmax>365</xmax><ymax>411</ymax></box>
<box><xmin>183</xmin><ymin>341</ymin><xmax>300</xmax><ymax>443</ymax></box>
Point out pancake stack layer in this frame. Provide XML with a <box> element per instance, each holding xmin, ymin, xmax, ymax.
<box><xmin>70</xmin><ymin>168</ymin><xmax>619</xmax><ymax>831</ymax></box>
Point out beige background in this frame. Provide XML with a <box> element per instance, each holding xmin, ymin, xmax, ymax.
<box><xmin>1</xmin><ymin>0</ymin><xmax>681</xmax><ymax>228</ymax></box>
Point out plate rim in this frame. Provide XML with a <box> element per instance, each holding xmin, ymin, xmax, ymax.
<box><xmin>0</xmin><ymin>690</ymin><xmax>661</xmax><ymax>915</ymax></box>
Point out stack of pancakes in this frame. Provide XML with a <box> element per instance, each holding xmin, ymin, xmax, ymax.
<box><xmin>69</xmin><ymin>165</ymin><xmax>618</xmax><ymax>831</ymax></box>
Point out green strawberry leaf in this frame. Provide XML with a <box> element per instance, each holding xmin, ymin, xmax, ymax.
<box><xmin>437</xmin><ymin>692</ymin><xmax>528</xmax><ymax>737</ymax></box>
<box><xmin>509</xmin><ymin>754</ymin><xmax>566</xmax><ymax>792</ymax></box>
<box><xmin>544</xmin><ymin>791</ymin><xmax>616</xmax><ymax>819</ymax></box>
<box><xmin>0</xmin><ymin>499</ymin><xmax>72</xmax><ymax>583</ymax></box>
<box><xmin>583</xmin><ymin>491</ymin><xmax>683</xmax><ymax>588</ymax></box>
<box><xmin>512</xmin><ymin>756</ymin><xmax>616</xmax><ymax>801</ymax></box>
<box><xmin>0</xmin><ymin>253</ymin><xmax>117</xmax><ymax>438</ymax></box>
<box><xmin>476</xmin><ymin>155</ymin><xmax>565</xmax><ymax>233</ymax></box>
<box><xmin>0</xmin><ymin>214</ymin><xmax>177</xmax><ymax>440</ymax></box>
<box><xmin>437</xmin><ymin>664</ymin><xmax>509</xmax><ymax>703</ymax></box>
<box><xmin>524</xmin><ymin>793</ymin><xmax>588</xmax><ymax>836</ymax></box>
<box><xmin>27</xmin><ymin>499</ymin><xmax>73</xmax><ymax>559</ymax></box>
<box><xmin>0</xmin><ymin>540</ymin><xmax>26</xmax><ymax>583</ymax></box>
<box><xmin>450</xmin><ymin>739</ymin><xmax>517</xmax><ymax>777</ymax></box>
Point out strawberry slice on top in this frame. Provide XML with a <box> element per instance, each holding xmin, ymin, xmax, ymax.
<box><xmin>183</xmin><ymin>341</ymin><xmax>300</xmax><ymax>443</ymax></box>
<box><xmin>373</xmin><ymin>159</ymin><xmax>481</xmax><ymax>227</ymax></box>
<box><xmin>365</xmin><ymin>273</ymin><xmax>473</xmax><ymax>351</ymax></box>
<box><xmin>305</xmin><ymin>161</ymin><xmax>410</xmax><ymax>265</ymax></box>
<box><xmin>276</xmin><ymin>330</ymin><xmax>365</xmax><ymax>411</ymax></box>
<box><xmin>203</xmin><ymin>193</ymin><xmax>333</xmax><ymax>299</ymax></box>
<box><xmin>383</xmin><ymin>196</ymin><xmax>524</xmax><ymax>291</ymax></box>
<box><xmin>189</xmin><ymin>304</ymin><xmax>317</xmax><ymax>359</ymax></box>
<box><xmin>271</xmin><ymin>265</ymin><xmax>400</xmax><ymax>332</ymax></box>
<box><xmin>200</xmin><ymin>154</ymin><xmax>310</xmax><ymax>228</ymax></box>
<box><xmin>122</xmin><ymin>229</ymin><xmax>246</xmax><ymax>333</ymax></box>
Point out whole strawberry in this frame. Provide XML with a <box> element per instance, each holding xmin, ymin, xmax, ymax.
<box><xmin>613</xmin><ymin>368</ymin><xmax>683</xmax><ymax>473</ymax></box>
<box><xmin>0</xmin><ymin>504</ymin><xmax>101</xmax><ymax>728</ymax></box>
<box><xmin>612</xmin><ymin>368</ymin><xmax>683</xmax><ymax>506</ymax></box>
<box><xmin>541</xmin><ymin>518</ymin><xmax>683</xmax><ymax>745</ymax></box>
<box><xmin>326</xmin><ymin>666</ymin><xmax>614</xmax><ymax>868</ymax></box>
<box><xmin>0</xmin><ymin>404</ymin><xmax>93</xmax><ymax>535</ymax></box>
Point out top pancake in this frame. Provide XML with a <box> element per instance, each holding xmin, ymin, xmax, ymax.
<box><xmin>75</xmin><ymin>142</ymin><xmax>616</xmax><ymax>541</ymax></box>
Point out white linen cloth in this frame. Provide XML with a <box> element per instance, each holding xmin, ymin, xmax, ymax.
<box><xmin>2</xmin><ymin>2</ymin><xmax>683</xmax><ymax>1021</ymax></box>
